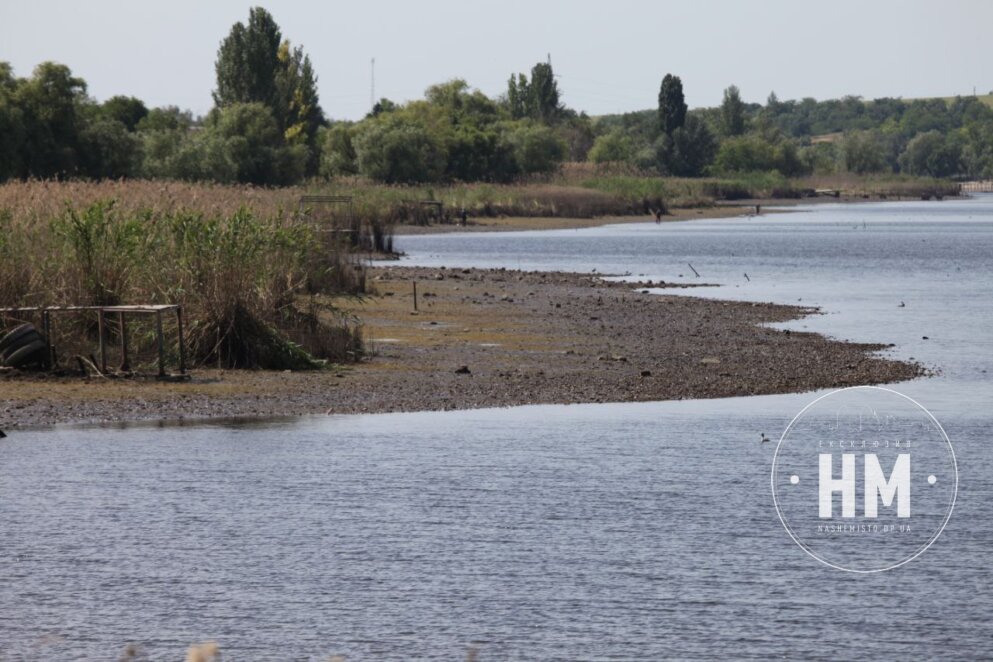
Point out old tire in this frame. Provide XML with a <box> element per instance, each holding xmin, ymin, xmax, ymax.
<box><xmin>0</xmin><ymin>330</ymin><xmax>44</xmax><ymax>363</ymax></box>
<box><xmin>0</xmin><ymin>324</ymin><xmax>38</xmax><ymax>354</ymax></box>
<box><xmin>2</xmin><ymin>338</ymin><xmax>48</xmax><ymax>368</ymax></box>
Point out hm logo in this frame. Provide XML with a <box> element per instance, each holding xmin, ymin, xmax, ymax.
<box><xmin>819</xmin><ymin>453</ymin><xmax>910</xmax><ymax>518</ymax></box>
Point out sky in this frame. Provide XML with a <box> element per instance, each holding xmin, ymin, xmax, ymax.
<box><xmin>1</xmin><ymin>0</ymin><xmax>991</xmax><ymax>121</ymax></box>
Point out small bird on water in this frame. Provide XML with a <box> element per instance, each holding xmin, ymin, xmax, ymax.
<box><xmin>760</xmin><ymin>433</ymin><xmax>770</xmax><ymax>443</ymax></box>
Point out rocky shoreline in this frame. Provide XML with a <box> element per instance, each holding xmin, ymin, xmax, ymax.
<box><xmin>0</xmin><ymin>266</ymin><xmax>924</xmax><ymax>429</ymax></box>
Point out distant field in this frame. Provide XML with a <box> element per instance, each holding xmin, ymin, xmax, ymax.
<box><xmin>936</xmin><ymin>93</ymin><xmax>993</xmax><ymax>108</ymax></box>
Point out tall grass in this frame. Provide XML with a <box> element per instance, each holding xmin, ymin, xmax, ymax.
<box><xmin>0</xmin><ymin>187</ymin><xmax>367</xmax><ymax>370</ymax></box>
<box><xmin>307</xmin><ymin>178</ymin><xmax>656</xmax><ymax>220</ymax></box>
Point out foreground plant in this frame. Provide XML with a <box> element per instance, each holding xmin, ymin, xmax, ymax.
<box><xmin>0</xmin><ymin>197</ymin><xmax>367</xmax><ymax>370</ymax></box>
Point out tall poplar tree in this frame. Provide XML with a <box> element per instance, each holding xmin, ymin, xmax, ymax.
<box><xmin>658</xmin><ymin>73</ymin><xmax>687</xmax><ymax>136</ymax></box>
<box><xmin>720</xmin><ymin>85</ymin><xmax>746</xmax><ymax>136</ymax></box>
<box><xmin>213</xmin><ymin>7</ymin><xmax>324</xmax><ymax>173</ymax></box>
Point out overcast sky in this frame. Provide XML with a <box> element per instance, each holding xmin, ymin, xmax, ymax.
<box><xmin>1</xmin><ymin>0</ymin><xmax>990</xmax><ymax>120</ymax></box>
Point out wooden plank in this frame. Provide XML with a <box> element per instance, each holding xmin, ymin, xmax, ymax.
<box><xmin>1</xmin><ymin>305</ymin><xmax>179</xmax><ymax>314</ymax></box>
<box><xmin>101</xmin><ymin>305</ymin><xmax>179</xmax><ymax>313</ymax></box>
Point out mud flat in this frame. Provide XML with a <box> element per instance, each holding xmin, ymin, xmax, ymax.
<box><xmin>0</xmin><ymin>266</ymin><xmax>922</xmax><ymax>428</ymax></box>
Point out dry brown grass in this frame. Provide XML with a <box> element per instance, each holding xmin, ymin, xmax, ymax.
<box><xmin>0</xmin><ymin>182</ymin><xmax>368</xmax><ymax>370</ymax></box>
<box><xmin>0</xmin><ymin>179</ymin><xmax>302</xmax><ymax>222</ymax></box>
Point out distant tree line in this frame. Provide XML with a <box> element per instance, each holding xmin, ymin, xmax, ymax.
<box><xmin>592</xmin><ymin>86</ymin><xmax>993</xmax><ymax>179</ymax></box>
<box><xmin>2</xmin><ymin>5</ymin><xmax>992</xmax><ymax>185</ymax></box>
<box><xmin>0</xmin><ymin>8</ymin><xmax>322</xmax><ymax>185</ymax></box>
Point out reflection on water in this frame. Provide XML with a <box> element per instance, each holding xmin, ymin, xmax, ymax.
<box><xmin>1</xmin><ymin>198</ymin><xmax>991</xmax><ymax>659</ymax></box>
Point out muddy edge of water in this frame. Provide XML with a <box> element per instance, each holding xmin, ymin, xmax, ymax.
<box><xmin>0</xmin><ymin>266</ymin><xmax>923</xmax><ymax>429</ymax></box>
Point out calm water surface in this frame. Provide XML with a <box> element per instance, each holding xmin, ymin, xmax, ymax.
<box><xmin>1</xmin><ymin>197</ymin><xmax>991</xmax><ymax>659</ymax></box>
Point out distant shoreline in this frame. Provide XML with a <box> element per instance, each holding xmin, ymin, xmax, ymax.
<box><xmin>392</xmin><ymin>192</ymin><xmax>961</xmax><ymax>235</ymax></box>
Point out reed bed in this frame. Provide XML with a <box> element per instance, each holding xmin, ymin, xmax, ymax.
<box><xmin>300</xmin><ymin>177</ymin><xmax>660</xmax><ymax>222</ymax></box>
<box><xmin>0</xmin><ymin>185</ymin><xmax>369</xmax><ymax>370</ymax></box>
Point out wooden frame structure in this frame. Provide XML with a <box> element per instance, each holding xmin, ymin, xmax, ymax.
<box><xmin>300</xmin><ymin>195</ymin><xmax>354</xmax><ymax>236</ymax></box>
<box><xmin>0</xmin><ymin>305</ymin><xmax>186</xmax><ymax>378</ymax></box>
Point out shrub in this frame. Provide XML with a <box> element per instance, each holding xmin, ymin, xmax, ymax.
<box><xmin>507</xmin><ymin>123</ymin><xmax>566</xmax><ymax>175</ymax></box>
<box><xmin>353</xmin><ymin>113</ymin><xmax>447</xmax><ymax>183</ymax></box>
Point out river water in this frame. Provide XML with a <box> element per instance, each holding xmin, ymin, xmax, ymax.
<box><xmin>1</xmin><ymin>197</ymin><xmax>991</xmax><ymax>659</ymax></box>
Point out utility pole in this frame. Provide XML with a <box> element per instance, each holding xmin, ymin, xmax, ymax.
<box><xmin>370</xmin><ymin>57</ymin><xmax>376</xmax><ymax>110</ymax></box>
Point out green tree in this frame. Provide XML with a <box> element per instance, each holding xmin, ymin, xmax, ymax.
<box><xmin>507</xmin><ymin>122</ymin><xmax>566</xmax><ymax>175</ymax></box>
<box><xmin>529</xmin><ymin>62</ymin><xmax>562</xmax><ymax>123</ymax></box>
<box><xmin>79</xmin><ymin>118</ymin><xmax>142</xmax><ymax>178</ymax></box>
<box><xmin>663</xmin><ymin>115</ymin><xmax>717</xmax><ymax>176</ymax></box>
<box><xmin>557</xmin><ymin>114</ymin><xmax>596</xmax><ymax>161</ymax></box>
<box><xmin>202</xmin><ymin>102</ymin><xmax>307</xmax><ymax>185</ymax></box>
<box><xmin>139</xmin><ymin>123</ymin><xmax>189</xmax><ymax>179</ymax></box>
<box><xmin>506</xmin><ymin>73</ymin><xmax>529</xmax><ymax>120</ymax></box>
<box><xmin>505</xmin><ymin>62</ymin><xmax>562</xmax><ymax>123</ymax></box>
<box><xmin>426</xmin><ymin>79</ymin><xmax>471</xmax><ymax>110</ymax></box>
<box><xmin>799</xmin><ymin>142</ymin><xmax>839</xmax><ymax>175</ymax></box>
<box><xmin>100</xmin><ymin>95</ymin><xmax>148</xmax><ymax>131</ymax></box>
<box><xmin>765</xmin><ymin>91</ymin><xmax>782</xmax><ymax>116</ymax></box>
<box><xmin>658</xmin><ymin>73</ymin><xmax>687</xmax><ymax>136</ymax></box>
<box><xmin>320</xmin><ymin>123</ymin><xmax>359</xmax><ymax>177</ymax></box>
<box><xmin>214</xmin><ymin>8</ymin><xmax>324</xmax><ymax>177</ymax></box>
<box><xmin>774</xmin><ymin>140</ymin><xmax>808</xmax><ymax>177</ymax></box>
<box><xmin>368</xmin><ymin>98</ymin><xmax>398</xmax><ymax>118</ymax></box>
<box><xmin>961</xmin><ymin>121</ymin><xmax>993</xmax><ymax>178</ymax></box>
<box><xmin>319</xmin><ymin>123</ymin><xmax>358</xmax><ymax>176</ymax></box>
<box><xmin>588</xmin><ymin>130</ymin><xmax>633</xmax><ymax>164</ymax></box>
<box><xmin>420</xmin><ymin>79</ymin><xmax>519</xmax><ymax>181</ymax></box>
<box><xmin>841</xmin><ymin>130</ymin><xmax>887</xmax><ymax>174</ymax></box>
<box><xmin>713</xmin><ymin>135</ymin><xmax>778</xmax><ymax>173</ymax></box>
<box><xmin>136</xmin><ymin>106</ymin><xmax>193</xmax><ymax>132</ymax></box>
<box><xmin>275</xmin><ymin>40</ymin><xmax>324</xmax><ymax>172</ymax></box>
<box><xmin>0</xmin><ymin>62</ymin><xmax>26</xmax><ymax>180</ymax></box>
<box><xmin>898</xmin><ymin>130</ymin><xmax>962</xmax><ymax>177</ymax></box>
<box><xmin>447</xmin><ymin>125</ymin><xmax>518</xmax><ymax>182</ymax></box>
<box><xmin>213</xmin><ymin>7</ymin><xmax>283</xmax><ymax>110</ymax></box>
<box><xmin>353</xmin><ymin>112</ymin><xmax>447</xmax><ymax>183</ymax></box>
<box><xmin>720</xmin><ymin>85</ymin><xmax>746</xmax><ymax>136</ymax></box>
<box><xmin>14</xmin><ymin>62</ymin><xmax>87</xmax><ymax>178</ymax></box>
